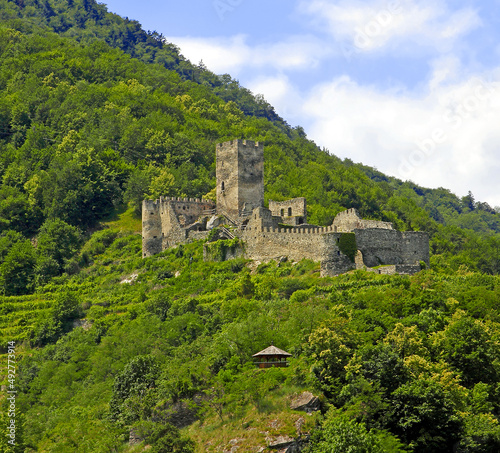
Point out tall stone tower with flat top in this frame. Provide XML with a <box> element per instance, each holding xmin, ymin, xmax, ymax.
<box><xmin>216</xmin><ymin>139</ymin><xmax>264</xmax><ymax>220</ymax></box>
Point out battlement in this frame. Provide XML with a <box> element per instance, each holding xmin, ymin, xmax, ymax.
<box><xmin>216</xmin><ymin>139</ymin><xmax>263</xmax><ymax>151</ymax></box>
<box><xmin>335</xmin><ymin>208</ymin><xmax>361</xmax><ymax>218</ymax></box>
<box><xmin>143</xmin><ymin>140</ymin><xmax>429</xmax><ymax>277</ymax></box>
<box><xmin>246</xmin><ymin>225</ymin><xmax>339</xmax><ymax>234</ymax></box>
<box><xmin>152</xmin><ymin>196</ymin><xmax>215</xmax><ymax>205</ymax></box>
<box><xmin>332</xmin><ymin>208</ymin><xmax>393</xmax><ymax>232</ymax></box>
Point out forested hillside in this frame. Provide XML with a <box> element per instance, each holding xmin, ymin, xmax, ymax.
<box><xmin>0</xmin><ymin>0</ymin><xmax>500</xmax><ymax>451</ymax></box>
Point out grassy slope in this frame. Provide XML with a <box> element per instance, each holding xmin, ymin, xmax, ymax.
<box><xmin>0</xmin><ymin>226</ymin><xmax>498</xmax><ymax>451</ymax></box>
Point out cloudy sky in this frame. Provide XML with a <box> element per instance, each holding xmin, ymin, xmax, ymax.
<box><xmin>102</xmin><ymin>0</ymin><xmax>500</xmax><ymax>207</ymax></box>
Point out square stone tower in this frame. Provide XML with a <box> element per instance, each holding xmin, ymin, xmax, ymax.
<box><xmin>216</xmin><ymin>140</ymin><xmax>264</xmax><ymax>220</ymax></box>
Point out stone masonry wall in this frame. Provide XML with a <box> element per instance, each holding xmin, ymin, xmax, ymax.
<box><xmin>142</xmin><ymin>197</ymin><xmax>215</xmax><ymax>257</ymax></box>
<box><xmin>142</xmin><ymin>199</ymin><xmax>162</xmax><ymax>258</ymax></box>
<box><xmin>241</xmin><ymin>226</ymin><xmax>354</xmax><ymax>272</ymax></box>
<box><xmin>216</xmin><ymin>140</ymin><xmax>264</xmax><ymax>219</ymax></box>
<box><xmin>269</xmin><ymin>198</ymin><xmax>307</xmax><ymax>219</ymax></box>
<box><xmin>332</xmin><ymin>208</ymin><xmax>393</xmax><ymax>232</ymax></box>
<box><xmin>401</xmin><ymin>232</ymin><xmax>430</xmax><ymax>266</ymax></box>
<box><xmin>169</xmin><ymin>197</ymin><xmax>214</xmax><ymax>226</ymax></box>
<box><xmin>354</xmin><ymin>229</ymin><xmax>429</xmax><ymax>268</ymax></box>
<box><xmin>161</xmin><ymin>202</ymin><xmax>186</xmax><ymax>251</ymax></box>
<box><xmin>246</xmin><ymin>206</ymin><xmax>280</xmax><ymax>230</ymax></box>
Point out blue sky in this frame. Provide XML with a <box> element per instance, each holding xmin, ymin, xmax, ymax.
<box><xmin>101</xmin><ymin>0</ymin><xmax>500</xmax><ymax>207</ymax></box>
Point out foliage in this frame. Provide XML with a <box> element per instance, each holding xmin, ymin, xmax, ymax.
<box><xmin>2</xmin><ymin>233</ymin><xmax>500</xmax><ymax>451</ymax></box>
<box><xmin>32</xmin><ymin>291</ymin><xmax>81</xmax><ymax>346</ymax></box>
<box><xmin>0</xmin><ymin>1</ymin><xmax>500</xmax><ymax>451</ymax></box>
<box><xmin>110</xmin><ymin>355</ymin><xmax>160</xmax><ymax>424</ymax></box>
<box><xmin>305</xmin><ymin>410</ymin><xmax>407</xmax><ymax>453</ymax></box>
<box><xmin>37</xmin><ymin>218</ymin><xmax>81</xmax><ymax>269</ymax></box>
<box><xmin>204</xmin><ymin>237</ymin><xmax>241</xmax><ymax>261</ymax></box>
<box><xmin>338</xmin><ymin>233</ymin><xmax>357</xmax><ymax>262</ymax></box>
<box><xmin>132</xmin><ymin>420</ymin><xmax>195</xmax><ymax>452</ymax></box>
<box><xmin>0</xmin><ymin>239</ymin><xmax>36</xmax><ymax>295</ymax></box>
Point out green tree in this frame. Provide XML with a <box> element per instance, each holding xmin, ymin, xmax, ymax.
<box><xmin>124</xmin><ymin>166</ymin><xmax>154</xmax><ymax>216</ymax></box>
<box><xmin>0</xmin><ymin>186</ymin><xmax>30</xmax><ymax>234</ymax></box>
<box><xmin>308</xmin><ymin>319</ymin><xmax>355</xmax><ymax>396</ymax></box>
<box><xmin>389</xmin><ymin>377</ymin><xmax>462</xmax><ymax>452</ymax></box>
<box><xmin>37</xmin><ymin>218</ymin><xmax>81</xmax><ymax>269</ymax></box>
<box><xmin>305</xmin><ymin>410</ymin><xmax>407</xmax><ymax>453</ymax></box>
<box><xmin>0</xmin><ymin>240</ymin><xmax>36</xmax><ymax>295</ymax></box>
<box><xmin>0</xmin><ymin>230</ymin><xmax>25</xmax><ymax>261</ymax></box>
<box><xmin>435</xmin><ymin>311</ymin><xmax>500</xmax><ymax>386</ymax></box>
<box><xmin>110</xmin><ymin>355</ymin><xmax>160</xmax><ymax>424</ymax></box>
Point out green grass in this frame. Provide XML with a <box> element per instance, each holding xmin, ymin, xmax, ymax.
<box><xmin>102</xmin><ymin>203</ymin><xmax>142</xmax><ymax>233</ymax></box>
<box><xmin>185</xmin><ymin>382</ymin><xmax>320</xmax><ymax>452</ymax></box>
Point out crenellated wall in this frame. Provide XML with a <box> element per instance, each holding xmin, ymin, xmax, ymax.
<box><xmin>142</xmin><ymin>197</ymin><xmax>215</xmax><ymax>257</ymax></box>
<box><xmin>242</xmin><ymin>227</ymin><xmax>335</xmax><ymax>260</ymax></box>
<box><xmin>241</xmin><ymin>226</ymin><xmax>355</xmax><ymax>275</ymax></box>
<box><xmin>332</xmin><ymin>208</ymin><xmax>393</xmax><ymax>232</ymax></box>
<box><xmin>143</xmin><ymin>141</ymin><xmax>430</xmax><ymax>277</ymax></box>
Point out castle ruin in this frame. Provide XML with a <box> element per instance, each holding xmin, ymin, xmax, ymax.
<box><xmin>142</xmin><ymin>140</ymin><xmax>429</xmax><ymax>276</ymax></box>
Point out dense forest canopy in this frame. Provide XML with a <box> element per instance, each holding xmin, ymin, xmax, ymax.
<box><xmin>0</xmin><ymin>0</ymin><xmax>500</xmax><ymax>451</ymax></box>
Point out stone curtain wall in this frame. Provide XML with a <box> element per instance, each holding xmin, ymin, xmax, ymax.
<box><xmin>241</xmin><ymin>227</ymin><xmax>354</xmax><ymax>273</ymax></box>
<box><xmin>401</xmin><ymin>232</ymin><xmax>430</xmax><ymax>266</ymax></box>
<box><xmin>354</xmin><ymin>229</ymin><xmax>429</xmax><ymax>268</ymax></box>
<box><xmin>169</xmin><ymin>197</ymin><xmax>214</xmax><ymax>225</ymax></box>
<box><xmin>241</xmin><ymin>228</ymin><xmax>329</xmax><ymax>262</ymax></box>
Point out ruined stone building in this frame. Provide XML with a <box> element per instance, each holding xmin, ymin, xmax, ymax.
<box><xmin>142</xmin><ymin>140</ymin><xmax>429</xmax><ymax>276</ymax></box>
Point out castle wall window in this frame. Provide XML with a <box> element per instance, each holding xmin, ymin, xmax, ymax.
<box><xmin>280</xmin><ymin>209</ymin><xmax>284</xmax><ymax>217</ymax></box>
<box><xmin>221</xmin><ymin>181</ymin><xmax>225</xmax><ymax>191</ymax></box>
<box><xmin>288</xmin><ymin>207</ymin><xmax>292</xmax><ymax>216</ymax></box>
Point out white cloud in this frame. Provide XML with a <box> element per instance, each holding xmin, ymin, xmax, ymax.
<box><xmin>247</xmin><ymin>75</ymin><xmax>304</xmax><ymax>123</ymax></box>
<box><xmin>300</xmin><ymin>72</ymin><xmax>500</xmax><ymax>206</ymax></box>
<box><xmin>167</xmin><ymin>34</ymin><xmax>330</xmax><ymax>76</ymax></box>
<box><xmin>299</xmin><ymin>0</ymin><xmax>481</xmax><ymax>55</ymax></box>
<box><xmin>165</xmin><ymin>1</ymin><xmax>496</xmax><ymax>206</ymax></box>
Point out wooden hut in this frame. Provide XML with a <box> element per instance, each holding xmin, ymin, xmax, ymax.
<box><xmin>253</xmin><ymin>345</ymin><xmax>292</xmax><ymax>368</ymax></box>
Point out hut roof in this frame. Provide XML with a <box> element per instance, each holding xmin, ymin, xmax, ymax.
<box><xmin>252</xmin><ymin>345</ymin><xmax>292</xmax><ymax>357</ymax></box>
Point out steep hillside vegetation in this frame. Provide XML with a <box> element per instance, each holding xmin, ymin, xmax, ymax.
<box><xmin>0</xmin><ymin>2</ymin><xmax>498</xmax><ymax>298</ymax></box>
<box><xmin>1</xmin><ymin>231</ymin><xmax>500</xmax><ymax>452</ymax></box>
<box><xmin>0</xmin><ymin>1</ymin><xmax>500</xmax><ymax>451</ymax></box>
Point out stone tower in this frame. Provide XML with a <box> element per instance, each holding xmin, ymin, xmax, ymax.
<box><xmin>216</xmin><ymin>140</ymin><xmax>264</xmax><ymax>220</ymax></box>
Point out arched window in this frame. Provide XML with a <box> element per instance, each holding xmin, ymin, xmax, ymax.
<box><xmin>288</xmin><ymin>207</ymin><xmax>292</xmax><ymax>216</ymax></box>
